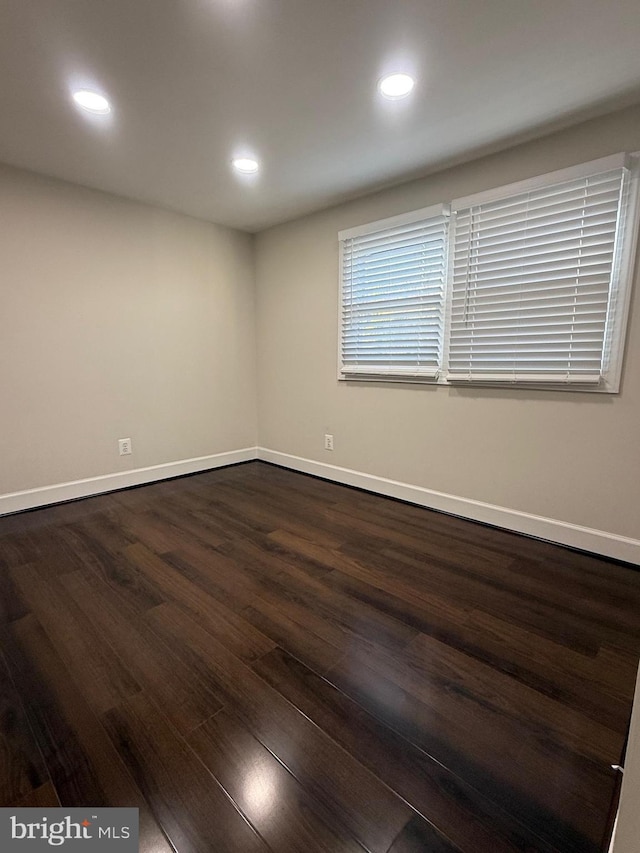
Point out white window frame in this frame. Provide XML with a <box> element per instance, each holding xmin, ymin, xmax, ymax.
<box><xmin>447</xmin><ymin>152</ymin><xmax>640</xmax><ymax>392</ymax></box>
<box><xmin>338</xmin><ymin>153</ymin><xmax>640</xmax><ymax>393</ymax></box>
<box><xmin>338</xmin><ymin>203</ymin><xmax>450</xmax><ymax>382</ymax></box>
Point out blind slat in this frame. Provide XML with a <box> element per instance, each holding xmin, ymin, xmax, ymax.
<box><xmin>449</xmin><ymin>167</ymin><xmax>626</xmax><ymax>381</ymax></box>
<box><xmin>339</xmin><ymin>159</ymin><xmax>632</xmax><ymax>388</ymax></box>
<box><xmin>340</xmin><ymin>210</ymin><xmax>448</xmax><ymax>377</ymax></box>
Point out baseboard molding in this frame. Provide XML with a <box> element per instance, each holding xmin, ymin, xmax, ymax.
<box><xmin>0</xmin><ymin>447</ymin><xmax>258</xmax><ymax>516</ymax></box>
<box><xmin>257</xmin><ymin>447</ymin><xmax>640</xmax><ymax>565</ymax></box>
<box><xmin>3</xmin><ymin>444</ymin><xmax>638</xmax><ymax>564</ymax></box>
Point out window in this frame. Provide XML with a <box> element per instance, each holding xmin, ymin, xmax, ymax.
<box><xmin>339</xmin><ymin>153</ymin><xmax>639</xmax><ymax>391</ymax></box>
<box><xmin>448</xmin><ymin>155</ymin><xmax>637</xmax><ymax>388</ymax></box>
<box><xmin>339</xmin><ymin>205</ymin><xmax>449</xmax><ymax>380</ymax></box>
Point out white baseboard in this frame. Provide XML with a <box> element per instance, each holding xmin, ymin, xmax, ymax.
<box><xmin>3</xmin><ymin>444</ymin><xmax>638</xmax><ymax>564</ymax></box>
<box><xmin>257</xmin><ymin>447</ymin><xmax>640</xmax><ymax>565</ymax></box>
<box><xmin>0</xmin><ymin>447</ymin><xmax>258</xmax><ymax>516</ymax></box>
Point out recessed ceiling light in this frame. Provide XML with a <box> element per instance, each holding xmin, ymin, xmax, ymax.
<box><xmin>378</xmin><ymin>73</ymin><xmax>415</xmax><ymax>100</ymax></box>
<box><xmin>232</xmin><ymin>157</ymin><xmax>260</xmax><ymax>174</ymax></box>
<box><xmin>72</xmin><ymin>89</ymin><xmax>111</xmax><ymax>114</ymax></box>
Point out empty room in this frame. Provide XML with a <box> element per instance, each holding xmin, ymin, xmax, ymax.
<box><xmin>2</xmin><ymin>2</ymin><xmax>640</xmax><ymax>852</ymax></box>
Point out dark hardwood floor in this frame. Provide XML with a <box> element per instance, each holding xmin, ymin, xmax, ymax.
<box><xmin>1</xmin><ymin>460</ymin><xmax>639</xmax><ymax>852</ymax></box>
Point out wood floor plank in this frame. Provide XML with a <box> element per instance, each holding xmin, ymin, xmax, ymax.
<box><xmin>11</xmin><ymin>562</ymin><xmax>141</xmax><ymax>715</ymax></box>
<box><xmin>279</xmin><ymin>473</ymin><xmax>636</xmax><ymax>601</ymax></box>
<box><xmin>102</xmin><ymin>692</ymin><xmax>270</xmax><ymax>853</ymax></box>
<box><xmin>163</xmin><ymin>541</ymin><xmax>263</xmax><ymax>611</ymax></box>
<box><xmin>0</xmin><ymin>561</ymin><xmax>30</xmax><ymax>625</ymax></box>
<box><xmin>333</xmin><ymin>539</ymin><xmax>605</xmax><ymax>655</ymax></box>
<box><xmin>324</xmin><ymin>559</ymin><xmax>616</xmax><ymax>681</ymax></box>
<box><xmin>326</xmin><ymin>646</ymin><xmax>614</xmax><ymax>851</ymax></box>
<box><xmin>220</xmin><ymin>535</ymin><xmax>421</xmax><ymax>653</ymax></box>
<box><xmin>188</xmin><ymin>707</ymin><xmax>369</xmax><ymax>853</ymax></box>
<box><xmin>145</xmin><ymin>601</ymin><xmax>413</xmax><ymax>853</ymax></box>
<box><xmin>402</xmin><ymin>630</ymin><xmax>621</xmax><ymax>765</ymax></box>
<box><xmin>0</xmin><ymin>648</ymin><xmax>49</xmax><ymax>805</ymax></box>
<box><xmin>58</xmin><ymin>570</ymin><xmax>224</xmax><ymax>736</ymax></box>
<box><xmin>0</xmin><ymin>531</ymin><xmax>41</xmax><ymax>570</ymax></box>
<box><xmin>2</xmin><ymin>614</ymin><xmax>173</xmax><ymax>853</ymax></box>
<box><xmin>123</xmin><ymin>542</ymin><xmax>276</xmax><ymax>663</ymax></box>
<box><xmin>255</xmin><ymin>502</ymin><xmax>597</xmax><ymax>656</ymax></box>
<box><xmin>379</xmin><ymin>543</ymin><xmax>640</xmax><ymax>654</ymax></box>
<box><xmin>321</xmin><ymin>487</ymin><xmax>640</xmax><ymax>625</ymax></box>
<box><xmin>254</xmin><ymin>647</ymin><xmax>567</xmax><ymax>853</ymax></box>
<box><xmin>15</xmin><ymin>525</ymin><xmax>101</xmax><ymax>578</ymax></box>
<box><xmin>163</xmin><ymin>531</ymin><xmax>400</xmax><ymax>664</ymax></box>
<box><xmin>386</xmin><ymin>815</ymin><xmax>464</xmax><ymax>853</ymax></box>
<box><xmin>222</xmin><ymin>557</ymin><xmax>357</xmax><ymax>651</ymax></box>
<box><xmin>320</xmin><ymin>566</ymin><xmax>632</xmax><ymax>730</ymax></box>
<box><xmin>267</xmin><ymin>527</ymin><xmax>350</xmax><ymax>573</ymax></box>
<box><xmin>10</xmin><ymin>781</ymin><xmax>61</xmax><ymax>808</ymax></box>
<box><xmin>209</xmin><ymin>479</ymin><xmax>345</xmax><ymax>554</ymax></box>
<box><xmin>145</xmin><ymin>502</ymin><xmax>230</xmax><ymax>550</ymax></box>
<box><xmin>242</xmin><ymin>600</ymin><xmax>344</xmax><ymax>675</ymax></box>
<box><xmin>57</xmin><ymin>523</ymin><xmax>164</xmax><ymax>612</ymax></box>
<box><xmin>121</xmin><ymin>509</ymin><xmax>211</xmax><ymax>556</ymax></box>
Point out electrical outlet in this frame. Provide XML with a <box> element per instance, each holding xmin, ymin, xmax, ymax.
<box><xmin>118</xmin><ymin>438</ymin><xmax>132</xmax><ymax>456</ymax></box>
<box><xmin>324</xmin><ymin>434</ymin><xmax>334</xmax><ymax>451</ymax></box>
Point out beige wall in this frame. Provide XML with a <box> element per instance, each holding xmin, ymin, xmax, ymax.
<box><xmin>255</xmin><ymin>103</ymin><xmax>640</xmax><ymax>540</ymax></box>
<box><xmin>0</xmin><ymin>164</ymin><xmax>257</xmax><ymax>495</ymax></box>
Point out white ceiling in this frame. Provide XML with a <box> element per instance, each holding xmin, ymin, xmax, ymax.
<box><xmin>2</xmin><ymin>0</ymin><xmax>640</xmax><ymax>232</ymax></box>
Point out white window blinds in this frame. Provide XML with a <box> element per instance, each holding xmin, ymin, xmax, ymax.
<box><xmin>448</xmin><ymin>162</ymin><xmax>630</xmax><ymax>384</ymax></box>
<box><xmin>339</xmin><ymin>206</ymin><xmax>449</xmax><ymax>379</ymax></box>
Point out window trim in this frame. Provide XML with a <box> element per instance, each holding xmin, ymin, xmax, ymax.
<box><xmin>338</xmin><ymin>153</ymin><xmax>640</xmax><ymax>393</ymax></box>
<box><xmin>337</xmin><ymin>203</ymin><xmax>449</xmax><ymax>383</ymax></box>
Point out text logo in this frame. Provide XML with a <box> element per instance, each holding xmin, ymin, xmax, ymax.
<box><xmin>1</xmin><ymin>809</ymin><xmax>138</xmax><ymax>851</ymax></box>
